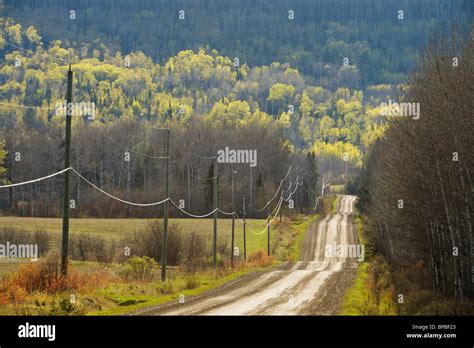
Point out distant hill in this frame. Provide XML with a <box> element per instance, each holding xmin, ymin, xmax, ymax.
<box><xmin>2</xmin><ymin>0</ymin><xmax>472</xmax><ymax>88</ymax></box>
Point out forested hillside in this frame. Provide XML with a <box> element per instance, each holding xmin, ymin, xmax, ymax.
<box><xmin>2</xmin><ymin>0</ymin><xmax>472</xmax><ymax>88</ymax></box>
<box><xmin>0</xmin><ymin>15</ymin><xmax>394</xmax><ymax>217</ymax></box>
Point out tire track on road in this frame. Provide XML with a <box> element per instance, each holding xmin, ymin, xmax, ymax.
<box><xmin>140</xmin><ymin>195</ymin><xmax>359</xmax><ymax>315</ymax></box>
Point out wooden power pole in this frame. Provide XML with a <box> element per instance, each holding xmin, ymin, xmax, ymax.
<box><xmin>267</xmin><ymin>204</ymin><xmax>270</xmax><ymax>256</ymax></box>
<box><xmin>231</xmin><ymin>168</ymin><xmax>236</xmax><ymax>267</ymax></box>
<box><xmin>213</xmin><ymin>158</ymin><xmax>218</xmax><ymax>268</ymax></box>
<box><xmin>161</xmin><ymin>129</ymin><xmax>170</xmax><ymax>281</ymax></box>
<box><xmin>61</xmin><ymin>65</ymin><xmax>73</xmax><ymax>276</ymax></box>
<box><xmin>243</xmin><ymin>197</ymin><xmax>247</xmax><ymax>261</ymax></box>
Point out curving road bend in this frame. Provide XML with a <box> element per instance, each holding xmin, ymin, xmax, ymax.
<box><xmin>137</xmin><ymin>195</ymin><xmax>359</xmax><ymax>316</ymax></box>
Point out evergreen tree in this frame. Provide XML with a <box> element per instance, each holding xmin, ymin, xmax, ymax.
<box><xmin>303</xmin><ymin>151</ymin><xmax>318</xmax><ymax>209</ymax></box>
<box><xmin>255</xmin><ymin>170</ymin><xmax>265</xmax><ymax>216</ymax></box>
<box><xmin>203</xmin><ymin>161</ymin><xmax>221</xmax><ymax>211</ymax></box>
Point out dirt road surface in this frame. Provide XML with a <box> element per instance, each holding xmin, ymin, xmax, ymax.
<box><xmin>135</xmin><ymin>195</ymin><xmax>359</xmax><ymax>315</ymax></box>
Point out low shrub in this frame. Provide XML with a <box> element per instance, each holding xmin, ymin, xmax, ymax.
<box><xmin>0</xmin><ymin>251</ymin><xmax>117</xmax><ymax>304</ymax></box>
<box><xmin>69</xmin><ymin>233</ymin><xmax>115</xmax><ymax>262</ymax></box>
<box><xmin>181</xmin><ymin>231</ymin><xmax>207</xmax><ymax>272</ymax></box>
<box><xmin>123</xmin><ymin>220</ymin><xmax>183</xmax><ymax>265</ymax></box>
<box><xmin>184</xmin><ymin>274</ymin><xmax>200</xmax><ymax>289</ymax></box>
<box><xmin>121</xmin><ymin>256</ymin><xmax>158</xmax><ymax>281</ymax></box>
<box><xmin>247</xmin><ymin>249</ymin><xmax>273</xmax><ymax>267</ymax></box>
<box><xmin>0</xmin><ymin>227</ymin><xmax>52</xmax><ymax>256</ymax></box>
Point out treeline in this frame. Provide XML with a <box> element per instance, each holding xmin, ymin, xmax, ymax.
<box><xmin>357</xmin><ymin>30</ymin><xmax>473</xmax><ymax>301</ymax></box>
<box><xmin>0</xmin><ymin>117</ymin><xmax>306</xmax><ymax>218</ymax></box>
<box><xmin>3</xmin><ymin>0</ymin><xmax>471</xmax><ymax>88</ymax></box>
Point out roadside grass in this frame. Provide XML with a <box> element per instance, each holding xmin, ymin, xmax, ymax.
<box><xmin>272</xmin><ymin>194</ymin><xmax>335</xmax><ymax>262</ymax></box>
<box><xmin>340</xmin><ymin>215</ymin><xmax>397</xmax><ymax>315</ymax></box>
<box><xmin>286</xmin><ymin>215</ymin><xmax>318</xmax><ymax>261</ymax></box>
<box><xmin>0</xmin><ymin>262</ymin><xmax>274</xmax><ymax>315</ymax></box>
<box><xmin>341</xmin><ymin>214</ymin><xmax>370</xmax><ymax>315</ymax></box>
<box><xmin>90</xmin><ymin>265</ymin><xmax>272</xmax><ymax>315</ymax></box>
<box><xmin>340</xmin><ymin>262</ymin><xmax>370</xmax><ymax>315</ymax></box>
<box><xmin>0</xmin><ymin>259</ymin><xmax>30</xmax><ymax>276</ymax></box>
<box><xmin>331</xmin><ymin>195</ymin><xmax>341</xmax><ymax>214</ymax></box>
<box><xmin>330</xmin><ymin>184</ymin><xmax>345</xmax><ymax>194</ymax></box>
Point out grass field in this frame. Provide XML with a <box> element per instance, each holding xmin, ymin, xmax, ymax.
<box><xmin>0</xmin><ymin>216</ymin><xmax>265</xmax><ymax>238</ymax></box>
<box><xmin>0</xmin><ymin>216</ymin><xmax>283</xmax><ymax>275</ymax></box>
<box><xmin>0</xmin><ymin>215</ymin><xmax>269</xmax><ymax>248</ymax></box>
<box><xmin>0</xmin><ymin>213</ymin><xmax>316</xmax><ymax>315</ymax></box>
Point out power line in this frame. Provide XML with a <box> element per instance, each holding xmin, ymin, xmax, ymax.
<box><xmin>237</xmin><ymin>173</ymin><xmax>304</xmax><ymax>235</ymax></box>
<box><xmin>194</xmin><ymin>153</ymin><xmax>217</xmax><ymax>160</ymax></box>
<box><xmin>0</xmin><ymin>165</ymin><xmax>300</xmax><ymax>215</ymax></box>
<box><xmin>253</xmin><ymin>166</ymin><xmax>292</xmax><ymax>212</ymax></box>
<box><xmin>71</xmin><ymin>168</ymin><xmax>169</xmax><ymax>207</ymax></box>
<box><xmin>200</xmin><ymin>175</ymin><xmax>218</xmax><ymax>182</ymax></box>
<box><xmin>0</xmin><ymin>167</ymin><xmax>71</xmax><ymax>188</ymax></box>
<box><xmin>3</xmin><ymin>40</ymin><xmax>72</xmax><ymax>64</ymax></box>
<box><xmin>285</xmin><ymin>177</ymin><xmax>303</xmax><ymax>201</ymax></box>
<box><xmin>0</xmin><ymin>165</ymin><xmax>286</xmax><ymax>215</ymax></box>
<box><xmin>236</xmin><ymin>194</ymin><xmax>284</xmax><ymax>235</ymax></box>
<box><xmin>0</xmin><ymin>100</ymin><xmax>54</xmax><ymax>110</ymax></box>
<box><xmin>170</xmin><ymin>198</ymin><xmax>218</xmax><ymax>218</ymax></box>
<box><xmin>217</xmin><ymin>208</ymin><xmax>236</xmax><ymax>216</ymax></box>
<box><xmin>3</xmin><ymin>41</ymin><xmax>34</xmax><ymax>54</ymax></box>
<box><xmin>249</xmin><ymin>178</ymin><xmax>303</xmax><ymax>236</ymax></box>
<box><xmin>103</xmin><ymin>133</ymin><xmax>169</xmax><ymax>159</ymax></box>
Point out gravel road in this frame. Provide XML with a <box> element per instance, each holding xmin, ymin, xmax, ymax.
<box><xmin>135</xmin><ymin>195</ymin><xmax>359</xmax><ymax>315</ymax></box>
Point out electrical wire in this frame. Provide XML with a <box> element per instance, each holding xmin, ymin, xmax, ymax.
<box><xmin>4</xmin><ymin>40</ymin><xmax>72</xmax><ymax>64</ymax></box>
<box><xmin>71</xmin><ymin>168</ymin><xmax>169</xmax><ymax>206</ymax></box>
<box><xmin>0</xmin><ymin>167</ymin><xmax>71</xmax><ymax>188</ymax></box>
<box><xmin>253</xmin><ymin>166</ymin><xmax>292</xmax><ymax>212</ymax></box>
<box><xmin>103</xmin><ymin>133</ymin><xmax>169</xmax><ymax>159</ymax></box>
<box><xmin>0</xmin><ymin>100</ymin><xmax>54</xmax><ymax>110</ymax></box>
<box><xmin>169</xmin><ymin>198</ymin><xmax>218</xmax><ymax>218</ymax></box>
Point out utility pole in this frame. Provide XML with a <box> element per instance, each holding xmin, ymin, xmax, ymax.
<box><xmin>267</xmin><ymin>204</ymin><xmax>270</xmax><ymax>256</ymax></box>
<box><xmin>243</xmin><ymin>197</ymin><xmax>247</xmax><ymax>261</ymax></box>
<box><xmin>288</xmin><ymin>171</ymin><xmax>292</xmax><ymax>221</ymax></box>
<box><xmin>249</xmin><ymin>167</ymin><xmax>253</xmax><ymax>208</ymax></box>
<box><xmin>231</xmin><ymin>168</ymin><xmax>236</xmax><ymax>268</ymax></box>
<box><xmin>279</xmin><ymin>199</ymin><xmax>283</xmax><ymax>222</ymax></box>
<box><xmin>187</xmin><ymin>161</ymin><xmax>191</xmax><ymax>211</ymax></box>
<box><xmin>61</xmin><ymin>65</ymin><xmax>73</xmax><ymax>276</ymax></box>
<box><xmin>213</xmin><ymin>158</ymin><xmax>218</xmax><ymax>269</ymax></box>
<box><xmin>161</xmin><ymin>129</ymin><xmax>170</xmax><ymax>281</ymax></box>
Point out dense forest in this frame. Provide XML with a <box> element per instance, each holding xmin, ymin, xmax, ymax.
<box><xmin>0</xmin><ymin>15</ymin><xmax>394</xmax><ymax>217</ymax></box>
<box><xmin>2</xmin><ymin>0</ymin><xmax>472</xmax><ymax>88</ymax></box>
<box><xmin>357</xmin><ymin>32</ymin><xmax>474</xmax><ymax>303</ymax></box>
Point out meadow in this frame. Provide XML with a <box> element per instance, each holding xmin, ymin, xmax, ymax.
<box><xmin>0</xmin><ymin>216</ymin><xmax>276</xmax><ymax>273</ymax></box>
